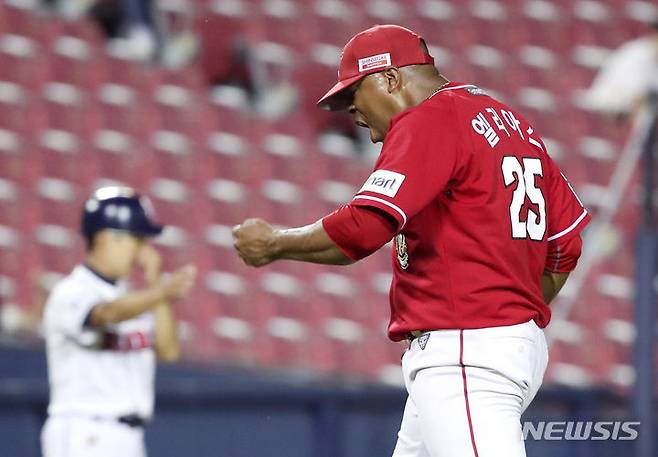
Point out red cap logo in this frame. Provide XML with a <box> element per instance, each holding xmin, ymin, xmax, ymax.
<box><xmin>318</xmin><ymin>24</ymin><xmax>434</xmax><ymax>109</ymax></box>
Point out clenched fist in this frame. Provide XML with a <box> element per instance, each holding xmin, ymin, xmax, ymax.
<box><xmin>232</xmin><ymin>218</ymin><xmax>279</xmax><ymax>267</ymax></box>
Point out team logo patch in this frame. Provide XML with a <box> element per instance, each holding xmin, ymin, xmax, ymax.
<box><xmin>359</xmin><ymin>169</ymin><xmax>405</xmax><ymax>198</ymax></box>
<box><xmin>417</xmin><ymin>333</ymin><xmax>430</xmax><ymax>350</ymax></box>
<box><xmin>358</xmin><ymin>53</ymin><xmax>391</xmax><ymax>72</ymax></box>
<box><xmin>395</xmin><ymin>233</ymin><xmax>409</xmax><ymax>270</ymax></box>
<box><xmin>466</xmin><ymin>86</ymin><xmax>487</xmax><ymax>96</ymax></box>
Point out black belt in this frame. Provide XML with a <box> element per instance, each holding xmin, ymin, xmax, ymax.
<box><xmin>406</xmin><ymin>330</ymin><xmax>429</xmax><ymax>341</ymax></box>
<box><xmin>118</xmin><ymin>414</ymin><xmax>146</xmax><ymax>428</ymax></box>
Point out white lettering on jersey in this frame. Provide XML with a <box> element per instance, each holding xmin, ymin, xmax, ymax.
<box><xmin>526</xmin><ymin>126</ymin><xmax>544</xmax><ymax>150</ymax></box>
<box><xmin>358</xmin><ymin>53</ymin><xmax>391</xmax><ymax>72</ymax></box>
<box><xmin>486</xmin><ymin>107</ymin><xmax>510</xmax><ymax>137</ymax></box>
<box><xmin>358</xmin><ymin>170</ymin><xmax>406</xmax><ymax>197</ymax></box>
<box><xmin>471</xmin><ymin>112</ymin><xmax>500</xmax><ymax>148</ymax></box>
<box><xmin>501</xmin><ymin>156</ymin><xmax>546</xmax><ymax>240</ymax></box>
<box><xmin>501</xmin><ymin>109</ymin><xmax>525</xmax><ymax>140</ymax></box>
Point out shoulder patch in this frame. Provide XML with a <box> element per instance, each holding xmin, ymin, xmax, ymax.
<box><xmin>358</xmin><ymin>170</ymin><xmax>406</xmax><ymax>198</ymax></box>
<box><xmin>395</xmin><ymin>233</ymin><xmax>409</xmax><ymax>270</ymax></box>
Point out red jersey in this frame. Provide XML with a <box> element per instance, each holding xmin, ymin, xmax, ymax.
<box><xmin>351</xmin><ymin>83</ymin><xmax>591</xmax><ymax>341</ymax></box>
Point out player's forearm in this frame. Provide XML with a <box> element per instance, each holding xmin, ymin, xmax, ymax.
<box><xmin>274</xmin><ymin>221</ymin><xmax>354</xmax><ymax>265</ymax></box>
<box><xmin>89</xmin><ymin>266</ymin><xmax>195</xmax><ymax>326</ymax></box>
<box><xmin>89</xmin><ymin>286</ymin><xmax>167</xmax><ymax>327</ymax></box>
<box><xmin>541</xmin><ymin>271</ymin><xmax>570</xmax><ymax>304</ymax></box>
<box><xmin>153</xmin><ymin>302</ymin><xmax>180</xmax><ymax>363</ymax></box>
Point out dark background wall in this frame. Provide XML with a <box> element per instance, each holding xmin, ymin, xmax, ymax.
<box><xmin>0</xmin><ymin>346</ymin><xmax>646</xmax><ymax>457</ymax></box>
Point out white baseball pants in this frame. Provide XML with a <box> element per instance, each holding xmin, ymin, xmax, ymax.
<box><xmin>41</xmin><ymin>415</ymin><xmax>146</xmax><ymax>457</ymax></box>
<box><xmin>392</xmin><ymin>319</ymin><xmax>548</xmax><ymax>457</ymax></box>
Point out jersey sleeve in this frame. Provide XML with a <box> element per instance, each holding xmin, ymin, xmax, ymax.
<box><xmin>45</xmin><ymin>283</ymin><xmax>101</xmax><ymax>344</ymax></box>
<box><xmin>544</xmin><ymin>155</ymin><xmax>591</xmax><ymax>242</ymax></box>
<box><xmin>351</xmin><ymin>101</ymin><xmax>462</xmax><ymax>230</ymax></box>
<box><xmin>545</xmin><ymin>234</ymin><xmax>583</xmax><ymax>273</ymax></box>
<box><xmin>322</xmin><ymin>204</ymin><xmax>397</xmax><ymax>260</ymax></box>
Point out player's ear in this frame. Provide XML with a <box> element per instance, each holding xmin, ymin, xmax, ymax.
<box><xmin>382</xmin><ymin>67</ymin><xmax>402</xmax><ymax>94</ymax></box>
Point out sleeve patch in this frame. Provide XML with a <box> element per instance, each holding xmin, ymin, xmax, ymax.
<box><xmin>358</xmin><ymin>170</ymin><xmax>406</xmax><ymax>198</ymax></box>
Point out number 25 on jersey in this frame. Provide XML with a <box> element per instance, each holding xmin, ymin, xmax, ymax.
<box><xmin>502</xmin><ymin>156</ymin><xmax>546</xmax><ymax>241</ymax></box>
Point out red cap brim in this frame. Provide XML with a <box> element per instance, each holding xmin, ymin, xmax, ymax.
<box><xmin>317</xmin><ymin>74</ymin><xmax>367</xmax><ymax>110</ymax></box>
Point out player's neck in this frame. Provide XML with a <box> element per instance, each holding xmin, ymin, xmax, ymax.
<box><xmin>85</xmin><ymin>253</ymin><xmax>121</xmax><ymax>282</ymax></box>
<box><xmin>404</xmin><ymin>75</ymin><xmax>451</xmax><ymax>109</ymax></box>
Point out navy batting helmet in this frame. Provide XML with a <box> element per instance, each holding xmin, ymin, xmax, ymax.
<box><xmin>81</xmin><ymin>186</ymin><xmax>164</xmax><ymax>239</ymax></box>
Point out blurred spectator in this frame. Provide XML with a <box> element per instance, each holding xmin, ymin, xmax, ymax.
<box><xmin>90</xmin><ymin>0</ymin><xmax>159</xmax><ymax>61</ymax></box>
<box><xmin>587</xmin><ymin>21</ymin><xmax>658</xmax><ymax>117</ymax></box>
<box><xmin>248</xmin><ymin>42</ymin><xmax>298</xmax><ymax>120</ymax></box>
<box><xmin>157</xmin><ymin>0</ymin><xmax>198</xmax><ymax>68</ymax></box>
<box><xmin>47</xmin><ymin>0</ymin><xmax>197</xmax><ymax>65</ymax></box>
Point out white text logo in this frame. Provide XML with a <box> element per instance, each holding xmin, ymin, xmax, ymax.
<box><xmin>358</xmin><ymin>53</ymin><xmax>391</xmax><ymax>72</ymax></box>
<box><xmin>359</xmin><ymin>170</ymin><xmax>405</xmax><ymax>198</ymax></box>
<box><xmin>522</xmin><ymin>421</ymin><xmax>640</xmax><ymax>441</ymax></box>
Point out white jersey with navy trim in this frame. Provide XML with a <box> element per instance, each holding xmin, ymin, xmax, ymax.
<box><xmin>43</xmin><ymin>265</ymin><xmax>156</xmax><ymax>419</ymax></box>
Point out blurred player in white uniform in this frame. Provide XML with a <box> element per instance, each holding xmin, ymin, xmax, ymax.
<box><xmin>41</xmin><ymin>186</ymin><xmax>196</xmax><ymax>457</ymax></box>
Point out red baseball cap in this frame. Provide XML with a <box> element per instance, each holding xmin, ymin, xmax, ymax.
<box><xmin>317</xmin><ymin>24</ymin><xmax>435</xmax><ymax>110</ymax></box>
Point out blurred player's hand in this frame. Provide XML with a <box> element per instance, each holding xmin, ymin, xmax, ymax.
<box><xmin>160</xmin><ymin>265</ymin><xmax>197</xmax><ymax>300</ymax></box>
<box><xmin>137</xmin><ymin>243</ymin><xmax>162</xmax><ymax>285</ymax></box>
<box><xmin>232</xmin><ymin>218</ymin><xmax>277</xmax><ymax>267</ymax></box>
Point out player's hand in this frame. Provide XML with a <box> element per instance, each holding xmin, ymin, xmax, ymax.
<box><xmin>232</xmin><ymin>218</ymin><xmax>278</xmax><ymax>267</ymax></box>
<box><xmin>136</xmin><ymin>243</ymin><xmax>162</xmax><ymax>285</ymax></box>
<box><xmin>160</xmin><ymin>265</ymin><xmax>197</xmax><ymax>300</ymax></box>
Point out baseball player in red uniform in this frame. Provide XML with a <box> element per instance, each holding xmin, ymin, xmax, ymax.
<box><xmin>232</xmin><ymin>25</ymin><xmax>590</xmax><ymax>457</ymax></box>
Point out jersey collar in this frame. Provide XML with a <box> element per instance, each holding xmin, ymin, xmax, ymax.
<box><xmin>83</xmin><ymin>264</ymin><xmax>118</xmax><ymax>286</ymax></box>
<box><xmin>426</xmin><ymin>81</ymin><xmax>477</xmax><ymax>100</ymax></box>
